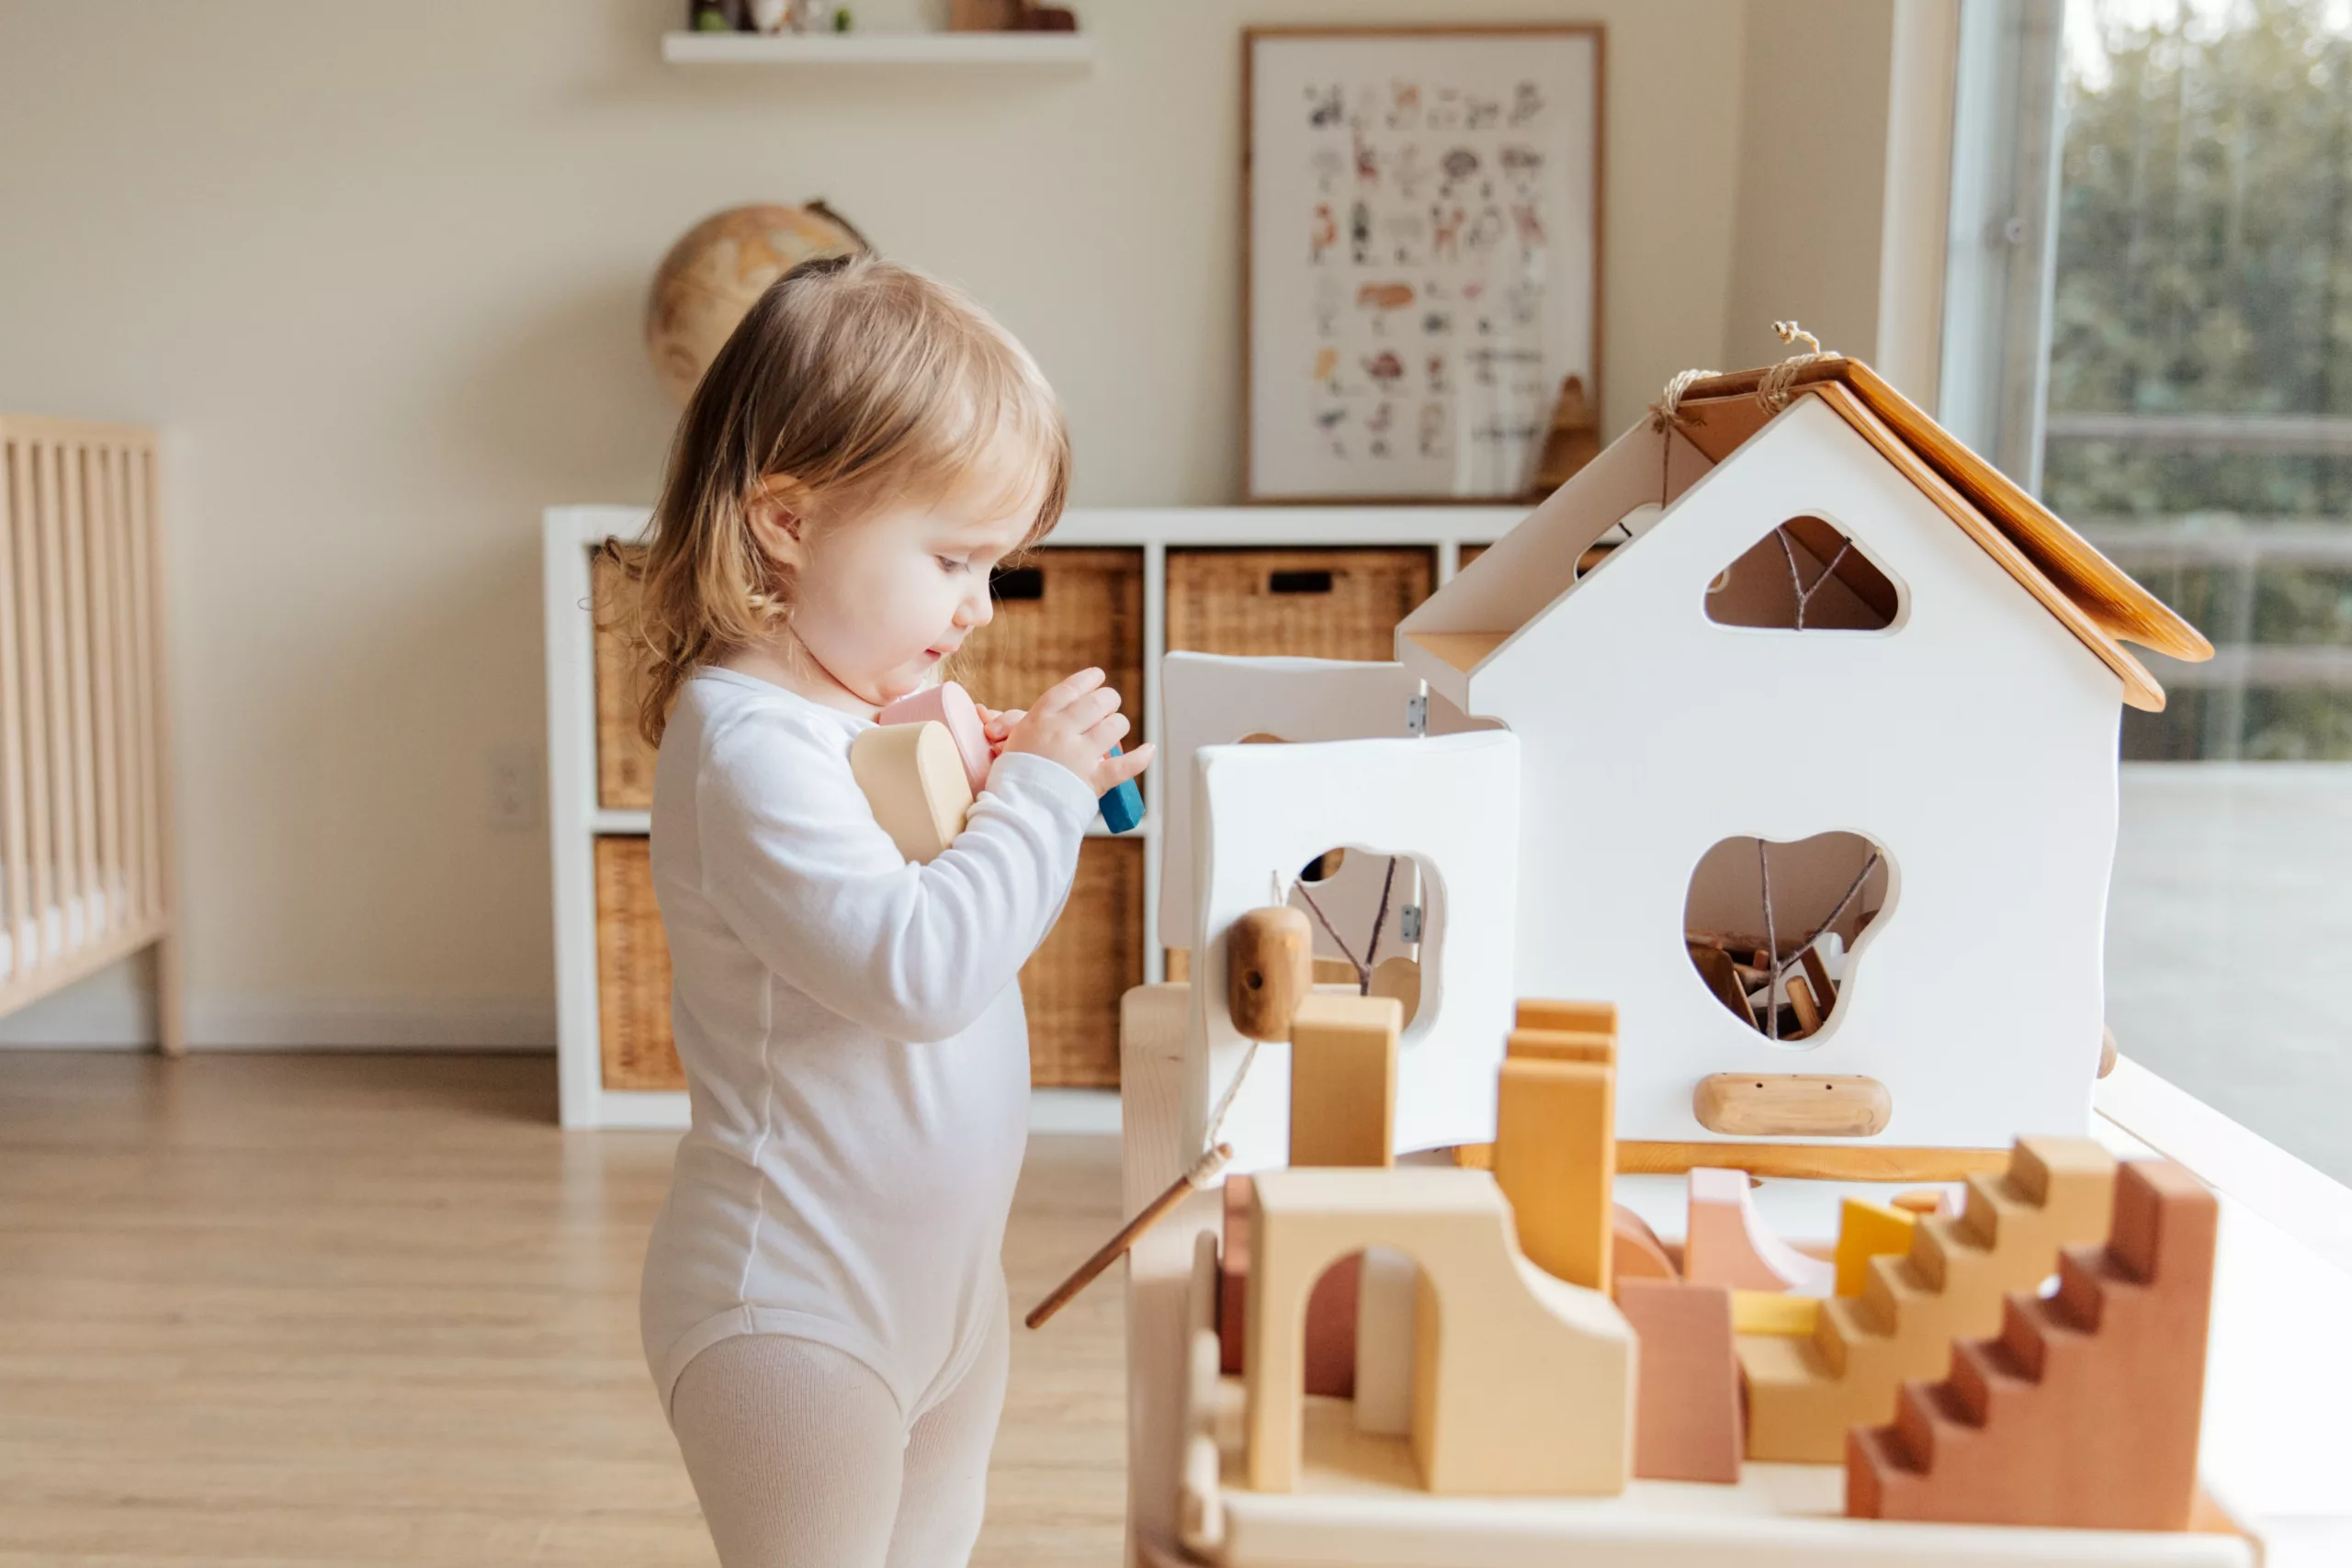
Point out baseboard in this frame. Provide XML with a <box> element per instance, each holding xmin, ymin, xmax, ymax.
<box><xmin>0</xmin><ymin>989</ymin><xmax>556</xmax><ymax>1050</ymax></box>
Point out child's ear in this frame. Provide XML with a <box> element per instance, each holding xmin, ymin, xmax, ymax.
<box><xmin>745</xmin><ymin>476</ymin><xmax>812</xmax><ymax>568</ymax></box>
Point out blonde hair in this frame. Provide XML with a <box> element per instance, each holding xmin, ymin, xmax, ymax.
<box><xmin>611</xmin><ymin>252</ymin><xmax>1070</xmax><ymax>746</ymax></box>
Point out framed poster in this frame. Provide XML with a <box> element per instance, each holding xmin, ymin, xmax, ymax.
<box><xmin>1244</xmin><ymin>24</ymin><xmax>1603</xmax><ymax>502</ymax></box>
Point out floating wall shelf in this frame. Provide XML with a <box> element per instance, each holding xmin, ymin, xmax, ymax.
<box><xmin>661</xmin><ymin>30</ymin><xmax>1095</xmax><ymax>67</ymax></box>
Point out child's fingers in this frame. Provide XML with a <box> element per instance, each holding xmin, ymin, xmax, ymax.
<box><xmin>986</xmin><ymin>708</ymin><xmax>1024</xmax><ymax>740</ymax></box>
<box><xmin>1060</xmin><ymin>686</ymin><xmax>1122</xmax><ymax>733</ymax></box>
<box><xmin>1081</xmin><ymin>711</ymin><xmax>1131</xmax><ymax>752</ymax></box>
<box><xmin>1101</xmin><ymin>740</ymin><xmax>1153</xmax><ymax>786</ymax></box>
<box><xmin>1031</xmin><ymin>667</ymin><xmax>1106</xmax><ymax>715</ymax></box>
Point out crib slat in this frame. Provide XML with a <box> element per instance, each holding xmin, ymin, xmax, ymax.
<box><xmin>127</xmin><ymin>446</ymin><xmax>162</xmax><ymax>930</ymax></box>
<box><xmin>0</xmin><ymin>441</ymin><xmax>30</xmax><ymax>964</ymax></box>
<box><xmin>62</xmin><ymin>443</ymin><xmax>100</xmax><ymax>936</ymax></box>
<box><xmin>137</xmin><ymin>440</ymin><xmax>185</xmax><ymax>1057</ymax></box>
<box><xmin>24</xmin><ymin>441</ymin><xmax>57</xmax><ymax>960</ymax></box>
<box><xmin>87</xmin><ymin>446</ymin><xmax>122</xmax><ymax>940</ymax></box>
<box><xmin>108</xmin><ymin>447</ymin><xmax>144</xmax><ymax>941</ymax></box>
<box><xmin>42</xmin><ymin>437</ymin><xmax>80</xmax><ymax>953</ymax></box>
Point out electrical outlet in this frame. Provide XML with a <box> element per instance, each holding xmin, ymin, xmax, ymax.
<box><xmin>488</xmin><ymin>743</ymin><xmax>541</xmax><ymax>832</ymax></box>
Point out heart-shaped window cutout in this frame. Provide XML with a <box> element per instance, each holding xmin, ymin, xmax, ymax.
<box><xmin>1684</xmin><ymin>831</ymin><xmax>1889</xmax><ymax>1043</ymax></box>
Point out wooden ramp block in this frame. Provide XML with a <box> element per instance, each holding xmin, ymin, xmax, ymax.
<box><xmin>1219</xmin><ymin>1174</ymin><xmax>1360</xmax><ymax>1396</ymax></box>
<box><xmin>1617</xmin><ymin>1280</ymin><xmax>1742</xmax><ymax>1483</ymax></box>
<box><xmin>1683</xmin><ymin>1168</ymin><xmax>1834</xmax><ymax>1296</ymax></box>
<box><xmin>1835</xmin><ymin>1198</ymin><xmax>1918</xmax><ymax>1297</ymax></box>
<box><xmin>848</xmin><ymin>721</ymin><xmax>974</xmax><ymax>863</ymax></box>
<box><xmin>1849</xmin><ymin>1159</ymin><xmax>2219</xmax><ymax>1531</ymax></box>
<box><xmin>1288</xmin><ymin>993</ymin><xmax>1402</xmax><ymax>1168</ymax></box>
<box><xmin>1740</xmin><ymin>1135</ymin><xmax>2120</xmax><ymax>1462</ymax></box>
<box><xmin>1493</xmin><ymin>1055</ymin><xmax>1615</xmax><ymax>1292</ymax></box>
<box><xmin>1244</xmin><ymin>1168</ymin><xmax>1633</xmax><ymax>1495</ymax></box>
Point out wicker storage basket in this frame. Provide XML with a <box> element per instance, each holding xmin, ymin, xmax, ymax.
<box><xmin>950</xmin><ymin>547</ymin><xmax>1146</xmax><ymax>742</ymax></box>
<box><xmin>594</xmin><ymin>834</ymin><xmax>683</xmax><ymax>1090</ymax></box>
<box><xmin>1458</xmin><ymin>542</ymin><xmax>1492</xmax><ymax>569</ymax></box>
<box><xmin>1166</xmin><ymin>547</ymin><xmax>1434</xmax><ymax>660</ymax></box>
<box><xmin>592</xmin><ymin>547</ymin><xmax>659</xmax><ymax>811</ymax></box>
<box><xmin>1022</xmin><ymin>836</ymin><xmax>1144</xmax><ymax>1087</ymax></box>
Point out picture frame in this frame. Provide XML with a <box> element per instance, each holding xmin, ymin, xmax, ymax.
<box><xmin>1242</xmin><ymin>24</ymin><xmax>1605</xmax><ymax>503</ymax></box>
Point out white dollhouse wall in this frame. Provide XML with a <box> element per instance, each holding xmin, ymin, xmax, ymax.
<box><xmin>1184</xmin><ymin>731</ymin><xmax>1521</xmax><ymax>1171</ymax></box>
<box><xmin>1401</xmin><ymin>397</ymin><xmax>2122</xmax><ymax>1149</ymax></box>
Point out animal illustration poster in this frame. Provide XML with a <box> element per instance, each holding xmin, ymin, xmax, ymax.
<box><xmin>1246</xmin><ymin>28</ymin><xmax>1600</xmax><ymax>501</ymax></box>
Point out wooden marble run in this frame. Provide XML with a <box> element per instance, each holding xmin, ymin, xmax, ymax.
<box><xmin>1166</xmin><ymin>975</ymin><xmax>2253</xmax><ymax>1565</ymax></box>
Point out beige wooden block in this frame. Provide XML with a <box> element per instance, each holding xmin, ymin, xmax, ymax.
<box><xmin>1351</xmin><ymin>1245</ymin><xmax>1417</xmax><ymax>1437</ymax></box>
<box><xmin>1368</xmin><ymin>953</ymin><xmax>1421</xmax><ymax>1027</ymax></box>
<box><xmin>847</xmin><ymin>720</ymin><xmax>973</xmax><ymax>863</ymax></box>
<box><xmin>1514</xmin><ymin>998</ymin><xmax>1619</xmax><ymax>1035</ymax></box>
<box><xmin>1739</xmin><ymin>1135</ymin><xmax>2120</xmax><ymax>1462</ymax></box>
<box><xmin>1243</xmin><ymin>1168</ymin><xmax>1633</xmax><ymax>1495</ymax></box>
<box><xmin>1493</xmin><ymin>1056</ymin><xmax>1615</xmax><ymax>1293</ymax></box>
<box><xmin>1228</xmin><ymin>906</ymin><xmax>1313</xmax><ymax>1043</ymax></box>
<box><xmin>1287</xmin><ymin>993</ymin><xmax>1401</xmax><ymax>1168</ymax></box>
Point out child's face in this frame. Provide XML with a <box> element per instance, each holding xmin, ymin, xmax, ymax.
<box><xmin>785</xmin><ymin>443</ymin><xmax>1046</xmax><ymax>709</ymax></box>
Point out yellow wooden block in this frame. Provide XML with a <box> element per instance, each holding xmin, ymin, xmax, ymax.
<box><xmin>1507</xmin><ymin>1027</ymin><xmax>1616</xmax><ymax>1065</ymax></box>
<box><xmin>1287</xmin><ymin>993</ymin><xmax>1401</xmax><ymax>1168</ymax></box>
<box><xmin>1833</xmin><ymin>1197</ymin><xmax>1917</xmax><ymax>1297</ymax></box>
<box><xmin>1514</xmin><ymin>998</ymin><xmax>1619</xmax><ymax>1035</ymax></box>
<box><xmin>1243</xmin><ymin>1168</ymin><xmax>1633</xmax><ymax>1495</ymax></box>
<box><xmin>1731</xmin><ymin>1290</ymin><xmax>1820</xmax><ymax>1337</ymax></box>
<box><xmin>1493</xmin><ymin>1055</ymin><xmax>1614</xmax><ymax>1293</ymax></box>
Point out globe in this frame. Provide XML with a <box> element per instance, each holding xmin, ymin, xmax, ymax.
<box><xmin>644</xmin><ymin>201</ymin><xmax>864</xmax><ymax>405</ymax></box>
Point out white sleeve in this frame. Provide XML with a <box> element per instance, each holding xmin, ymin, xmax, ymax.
<box><xmin>694</xmin><ymin>706</ymin><xmax>1102</xmax><ymax>1043</ymax></box>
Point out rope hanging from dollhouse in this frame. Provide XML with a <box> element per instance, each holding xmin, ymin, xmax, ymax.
<box><xmin>1646</xmin><ymin>320</ymin><xmax>1838</xmax><ymax>505</ymax></box>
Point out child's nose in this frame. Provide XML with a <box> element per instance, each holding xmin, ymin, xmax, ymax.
<box><xmin>956</xmin><ymin>582</ymin><xmax>994</xmax><ymax>629</ymax></box>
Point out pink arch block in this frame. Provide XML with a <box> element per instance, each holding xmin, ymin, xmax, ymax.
<box><xmin>877</xmin><ymin>681</ymin><xmax>991</xmax><ymax>795</ymax></box>
<box><xmin>1684</xmin><ymin>1167</ymin><xmax>1835</xmax><ymax>1296</ymax></box>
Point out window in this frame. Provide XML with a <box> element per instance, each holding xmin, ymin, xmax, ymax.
<box><xmin>1702</xmin><ymin>517</ymin><xmax>1902</xmax><ymax>631</ymax></box>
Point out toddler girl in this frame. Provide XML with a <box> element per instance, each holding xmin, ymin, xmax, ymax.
<box><xmin>623</xmin><ymin>252</ymin><xmax>1150</xmax><ymax>1567</ymax></box>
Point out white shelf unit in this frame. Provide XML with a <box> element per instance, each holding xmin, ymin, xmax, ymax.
<box><xmin>660</xmin><ymin>29</ymin><xmax>1095</xmax><ymax>67</ymax></box>
<box><xmin>546</xmin><ymin>504</ymin><xmax>1524</xmax><ymax>1129</ymax></box>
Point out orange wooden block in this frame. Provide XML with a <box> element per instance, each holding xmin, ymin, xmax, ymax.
<box><xmin>1218</xmin><ymin>1174</ymin><xmax>1359</xmax><ymax>1396</ymax></box>
<box><xmin>1508</xmin><ymin>1026</ymin><xmax>1616</xmax><ymax>1065</ymax></box>
<box><xmin>1849</xmin><ymin>1159</ymin><xmax>2218</xmax><ymax>1531</ymax></box>
<box><xmin>1617</xmin><ymin>1280</ymin><xmax>1742</xmax><ymax>1483</ymax></box>
<box><xmin>1611</xmin><ymin>1203</ymin><xmax>1678</xmax><ymax>1289</ymax></box>
<box><xmin>1494</xmin><ymin>1055</ymin><xmax>1614</xmax><ymax>1292</ymax></box>
<box><xmin>1514</xmin><ymin>998</ymin><xmax>1618</xmax><ymax>1035</ymax></box>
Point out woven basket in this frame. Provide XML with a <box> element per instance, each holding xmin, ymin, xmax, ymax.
<box><xmin>949</xmin><ymin>547</ymin><xmax>1146</xmax><ymax>742</ymax></box>
<box><xmin>592</xmin><ymin>546</ymin><xmax>659</xmax><ymax>811</ymax></box>
<box><xmin>1023</xmin><ymin>837</ymin><xmax>1144</xmax><ymax>1087</ymax></box>
<box><xmin>1166</xmin><ymin>547</ymin><xmax>1434</xmax><ymax>660</ymax></box>
<box><xmin>594</xmin><ymin>835</ymin><xmax>683</xmax><ymax>1090</ymax></box>
<box><xmin>1458</xmin><ymin>542</ymin><xmax>1492</xmax><ymax>569</ymax></box>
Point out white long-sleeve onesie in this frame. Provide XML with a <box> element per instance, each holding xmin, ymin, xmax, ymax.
<box><xmin>639</xmin><ymin>667</ymin><xmax>1099</xmax><ymax>1424</ymax></box>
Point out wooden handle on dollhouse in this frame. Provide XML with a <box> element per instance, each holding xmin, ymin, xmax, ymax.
<box><xmin>1024</xmin><ymin>1144</ymin><xmax>1231</xmax><ymax>1331</ymax></box>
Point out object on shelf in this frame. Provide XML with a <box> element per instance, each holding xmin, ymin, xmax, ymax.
<box><xmin>646</xmin><ymin>202</ymin><xmax>867</xmax><ymax>404</ymax></box>
<box><xmin>949</xmin><ymin>0</ymin><xmax>1021</xmax><ymax>25</ymax></box>
<box><xmin>1016</xmin><ymin>4</ymin><xmax>1076</xmax><ymax>27</ymax></box>
<box><xmin>1241</xmin><ymin>1167</ymin><xmax>1633</xmax><ymax>1495</ymax></box>
<box><xmin>748</xmin><ymin>0</ymin><xmax>789</xmax><ymax>30</ymax></box>
<box><xmin>1738</xmin><ymin>1135</ymin><xmax>2120</xmax><ymax>1462</ymax></box>
<box><xmin>1848</xmin><ymin>1159</ymin><xmax>2217</xmax><ymax>1532</ymax></box>
<box><xmin>1529</xmin><ymin>375</ymin><xmax>1602</xmax><ymax>496</ymax></box>
<box><xmin>690</xmin><ymin>0</ymin><xmax>734</xmax><ymax>28</ymax></box>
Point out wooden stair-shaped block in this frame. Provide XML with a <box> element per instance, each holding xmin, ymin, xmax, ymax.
<box><xmin>1737</xmin><ymin>1135</ymin><xmax>2118</xmax><ymax>1461</ymax></box>
<box><xmin>1848</xmin><ymin>1159</ymin><xmax>2217</xmax><ymax>1530</ymax></box>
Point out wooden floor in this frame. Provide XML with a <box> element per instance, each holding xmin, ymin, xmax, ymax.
<box><xmin>0</xmin><ymin>1053</ymin><xmax>1130</xmax><ymax>1566</ymax></box>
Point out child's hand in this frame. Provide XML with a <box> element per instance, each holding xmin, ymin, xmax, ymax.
<box><xmin>1003</xmin><ymin>668</ymin><xmax>1153</xmax><ymax>795</ymax></box>
<box><xmin>976</xmin><ymin>703</ymin><xmax>1023</xmax><ymax>758</ymax></box>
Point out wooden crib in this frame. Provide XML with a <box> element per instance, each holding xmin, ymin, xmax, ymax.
<box><xmin>0</xmin><ymin>417</ymin><xmax>181</xmax><ymax>1053</ymax></box>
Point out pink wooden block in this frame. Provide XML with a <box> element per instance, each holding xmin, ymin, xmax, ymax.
<box><xmin>1683</xmin><ymin>1167</ymin><xmax>1835</xmax><ymax>1295</ymax></box>
<box><xmin>877</xmin><ymin>681</ymin><xmax>991</xmax><ymax>795</ymax></box>
<box><xmin>1617</xmin><ymin>1279</ymin><xmax>1743</xmax><ymax>1483</ymax></box>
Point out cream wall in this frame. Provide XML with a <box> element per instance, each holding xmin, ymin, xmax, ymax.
<box><xmin>0</xmin><ymin>0</ymin><xmax>1831</xmax><ymax>1046</ymax></box>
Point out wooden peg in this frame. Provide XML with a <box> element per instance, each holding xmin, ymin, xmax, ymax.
<box><xmin>1786</xmin><ymin>975</ymin><xmax>1824</xmax><ymax>1033</ymax></box>
<box><xmin>1800</xmin><ymin>942</ymin><xmax>1838</xmax><ymax>1010</ymax></box>
<box><xmin>1227</xmin><ymin>907</ymin><xmax>1312</xmax><ymax>1042</ymax></box>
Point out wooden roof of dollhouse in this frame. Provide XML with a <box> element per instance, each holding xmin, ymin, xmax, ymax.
<box><xmin>1408</xmin><ymin>355</ymin><xmax>2213</xmax><ymax>712</ymax></box>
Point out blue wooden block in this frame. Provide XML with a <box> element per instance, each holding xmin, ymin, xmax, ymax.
<box><xmin>1099</xmin><ymin>744</ymin><xmax>1145</xmax><ymax>833</ymax></box>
